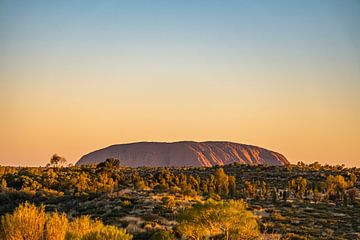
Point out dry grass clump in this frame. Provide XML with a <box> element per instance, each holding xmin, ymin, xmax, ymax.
<box><xmin>65</xmin><ymin>216</ymin><xmax>103</xmax><ymax>240</ymax></box>
<box><xmin>1</xmin><ymin>202</ymin><xmax>46</xmax><ymax>240</ymax></box>
<box><xmin>45</xmin><ymin>212</ymin><xmax>69</xmax><ymax>240</ymax></box>
<box><xmin>0</xmin><ymin>202</ymin><xmax>132</xmax><ymax>240</ymax></box>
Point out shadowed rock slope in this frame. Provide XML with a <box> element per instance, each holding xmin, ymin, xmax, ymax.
<box><xmin>76</xmin><ymin>141</ymin><xmax>289</xmax><ymax>167</ymax></box>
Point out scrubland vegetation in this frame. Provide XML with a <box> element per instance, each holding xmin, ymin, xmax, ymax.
<box><xmin>0</xmin><ymin>157</ymin><xmax>359</xmax><ymax>239</ymax></box>
<box><xmin>1</xmin><ymin>202</ymin><xmax>132</xmax><ymax>240</ymax></box>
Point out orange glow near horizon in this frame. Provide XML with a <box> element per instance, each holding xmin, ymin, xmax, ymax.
<box><xmin>1</xmin><ymin>73</ymin><xmax>359</xmax><ymax>167</ymax></box>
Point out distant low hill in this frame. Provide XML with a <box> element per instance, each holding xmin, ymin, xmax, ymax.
<box><xmin>76</xmin><ymin>141</ymin><xmax>289</xmax><ymax>167</ymax></box>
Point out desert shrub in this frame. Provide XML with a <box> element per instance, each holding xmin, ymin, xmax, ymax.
<box><xmin>121</xmin><ymin>200</ymin><xmax>132</xmax><ymax>207</ymax></box>
<box><xmin>45</xmin><ymin>212</ymin><xmax>69</xmax><ymax>240</ymax></box>
<box><xmin>169</xmin><ymin>186</ymin><xmax>181</xmax><ymax>193</ymax></box>
<box><xmin>150</xmin><ymin>229</ymin><xmax>176</xmax><ymax>240</ymax></box>
<box><xmin>182</xmin><ymin>188</ymin><xmax>197</xmax><ymax>197</ymax></box>
<box><xmin>82</xmin><ymin>225</ymin><xmax>132</xmax><ymax>240</ymax></box>
<box><xmin>96</xmin><ymin>158</ymin><xmax>121</xmax><ymax>171</ymax></box>
<box><xmin>0</xmin><ymin>191</ymin><xmax>10</xmax><ymax>205</ymax></box>
<box><xmin>271</xmin><ymin>212</ymin><xmax>286</xmax><ymax>221</ymax></box>
<box><xmin>161</xmin><ymin>196</ymin><xmax>176</xmax><ymax>208</ymax></box>
<box><xmin>65</xmin><ymin>215</ymin><xmax>132</xmax><ymax>240</ymax></box>
<box><xmin>208</xmin><ymin>193</ymin><xmax>221</xmax><ymax>201</ymax></box>
<box><xmin>283</xmin><ymin>233</ymin><xmax>308</xmax><ymax>240</ymax></box>
<box><xmin>1</xmin><ymin>202</ymin><xmax>46</xmax><ymax>240</ymax></box>
<box><xmin>65</xmin><ymin>216</ymin><xmax>103</xmax><ymax>240</ymax></box>
<box><xmin>154</xmin><ymin>184</ymin><xmax>168</xmax><ymax>193</ymax></box>
<box><xmin>177</xmin><ymin>199</ymin><xmax>259</xmax><ymax>240</ymax></box>
<box><xmin>1</xmin><ymin>179</ymin><xmax>7</xmax><ymax>189</ymax></box>
<box><xmin>0</xmin><ymin>189</ymin><xmax>33</xmax><ymax>207</ymax></box>
<box><xmin>35</xmin><ymin>189</ymin><xmax>64</xmax><ymax>199</ymax></box>
<box><xmin>1</xmin><ymin>202</ymin><xmax>133</xmax><ymax>240</ymax></box>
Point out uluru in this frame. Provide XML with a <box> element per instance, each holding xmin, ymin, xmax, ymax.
<box><xmin>76</xmin><ymin>141</ymin><xmax>289</xmax><ymax>167</ymax></box>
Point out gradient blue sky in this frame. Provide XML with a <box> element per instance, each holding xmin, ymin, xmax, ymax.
<box><xmin>1</xmin><ymin>1</ymin><xmax>359</xmax><ymax>167</ymax></box>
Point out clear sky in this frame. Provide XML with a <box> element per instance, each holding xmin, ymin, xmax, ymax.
<box><xmin>0</xmin><ymin>0</ymin><xmax>359</xmax><ymax>167</ymax></box>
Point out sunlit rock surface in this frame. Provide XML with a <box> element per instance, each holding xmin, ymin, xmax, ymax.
<box><xmin>76</xmin><ymin>141</ymin><xmax>289</xmax><ymax>167</ymax></box>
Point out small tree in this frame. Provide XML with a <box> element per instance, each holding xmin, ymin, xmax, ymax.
<box><xmin>313</xmin><ymin>187</ymin><xmax>321</xmax><ymax>203</ymax></box>
<box><xmin>49</xmin><ymin>154</ymin><xmax>67</xmax><ymax>167</ymax></box>
<box><xmin>244</xmin><ymin>181</ymin><xmax>256</xmax><ymax>198</ymax></box>
<box><xmin>208</xmin><ymin>175</ymin><xmax>216</xmax><ymax>194</ymax></box>
<box><xmin>200</xmin><ymin>179</ymin><xmax>209</xmax><ymax>194</ymax></box>
<box><xmin>1</xmin><ymin>179</ymin><xmax>7</xmax><ymax>189</ymax></box>
<box><xmin>350</xmin><ymin>173</ymin><xmax>357</xmax><ymax>186</ymax></box>
<box><xmin>348</xmin><ymin>188</ymin><xmax>357</xmax><ymax>204</ymax></box>
<box><xmin>299</xmin><ymin>178</ymin><xmax>308</xmax><ymax>199</ymax></box>
<box><xmin>228</xmin><ymin>175</ymin><xmax>236</xmax><ymax>198</ymax></box>
<box><xmin>96</xmin><ymin>158</ymin><xmax>121</xmax><ymax>171</ymax></box>
<box><xmin>215</xmin><ymin>168</ymin><xmax>229</xmax><ymax>198</ymax></box>
<box><xmin>283</xmin><ymin>190</ymin><xmax>288</xmax><ymax>202</ymax></box>
<box><xmin>271</xmin><ymin>188</ymin><xmax>277</xmax><ymax>203</ymax></box>
<box><xmin>335</xmin><ymin>175</ymin><xmax>348</xmax><ymax>200</ymax></box>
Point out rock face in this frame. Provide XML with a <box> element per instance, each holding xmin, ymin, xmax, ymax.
<box><xmin>76</xmin><ymin>141</ymin><xmax>289</xmax><ymax>167</ymax></box>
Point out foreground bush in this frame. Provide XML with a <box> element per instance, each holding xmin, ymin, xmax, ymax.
<box><xmin>177</xmin><ymin>199</ymin><xmax>259</xmax><ymax>240</ymax></box>
<box><xmin>1</xmin><ymin>202</ymin><xmax>46</xmax><ymax>240</ymax></box>
<box><xmin>65</xmin><ymin>216</ymin><xmax>103</xmax><ymax>240</ymax></box>
<box><xmin>0</xmin><ymin>202</ymin><xmax>132</xmax><ymax>240</ymax></box>
<box><xmin>45</xmin><ymin>212</ymin><xmax>69</xmax><ymax>240</ymax></box>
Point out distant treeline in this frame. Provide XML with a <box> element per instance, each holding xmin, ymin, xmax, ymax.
<box><xmin>0</xmin><ymin>157</ymin><xmax>359</xmax><ymax>210</ymax></box>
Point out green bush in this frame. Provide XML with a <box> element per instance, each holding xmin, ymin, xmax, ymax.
<box><xmin>177</xmin><ymin>199</ymin><xmax>259</xmax><ymax>240</ymax></box>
